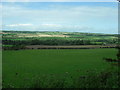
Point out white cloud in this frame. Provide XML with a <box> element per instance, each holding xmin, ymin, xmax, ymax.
<box><xmin>2</xmin><ymin>4</ymin><xmax>117</xmax><ymax>22</ymax></box>
<box><xmin>1</xmin><ymin>3</ymin><xmax>118</xmax><ymax>34</ymax></box>
<box><xmin>6</xmin><ymin>24</ymin><xmax>33</xmax><ymax>27</ymax></box>
<box><xmin>41</xmin><ymin>24</ymin><xmax>62</xmax><ymax>27</ymax></box>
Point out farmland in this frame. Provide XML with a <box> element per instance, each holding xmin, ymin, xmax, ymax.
<box><xmin>1</xmin><ymin>31</ymin><xmax>118</xmax><ymax>50</ymax></box>
<box><xmin>3</xmin><ymin>48</ymin><xmax>118</xmax><ymax>88</ymax></box>
<box><xmin>2</xmin><ymin>31</ymin><xmax>119</xmax><ymax>88</ymax></box>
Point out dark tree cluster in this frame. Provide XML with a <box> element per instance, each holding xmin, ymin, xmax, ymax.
<box><xmin>104</xmin><ymin>45</ymin><xmax>120</xmax><ymax>66</ymax></box>
<box><xmin>2</xmin><ymin>39</ymin><xmax>99</xmax><ymax>46</ymax></box>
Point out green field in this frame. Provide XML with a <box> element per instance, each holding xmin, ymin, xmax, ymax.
<box><xmin>2</xmin><ymin>31</ymin><xmax>118</xmax><ymax>48</ymax></box>
<box><xmin>3</xmin><ymin>48</ymin><xmax>118</xmax><ymax>88</ymax></box>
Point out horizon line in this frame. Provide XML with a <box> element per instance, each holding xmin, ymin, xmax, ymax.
<box><xmin>1</xmin><ymin>30</ymin><xmax>118</xmax><ymax>35</ymax></box>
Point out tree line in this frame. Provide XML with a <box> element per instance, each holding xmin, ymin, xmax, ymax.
<box><xmin>2</xmin><ymin>39</ymin><xmax>103</xmax><ymax>46</ymax></box>
<box><xmin>3</xmin><ymin>38</ymin><xmax>118</xmax><ymax>45</ymax></box>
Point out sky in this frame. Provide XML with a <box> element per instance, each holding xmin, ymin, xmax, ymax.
<box><xmin>0</xmin><ymin>2</ymin><xmax>118</xmax><ymax>34</ymax></box>
<box><xmin>1</xmin><ymin>0</ymin><xmax>117</xmax><ymax>2</ymax></box>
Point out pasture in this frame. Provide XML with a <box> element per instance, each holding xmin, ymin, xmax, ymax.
<box><xmin>2</xmin><ymin>48</ymin><xmax>118</xmax><ymax>88</ymax></box>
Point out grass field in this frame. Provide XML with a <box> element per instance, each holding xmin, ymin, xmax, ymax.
<box><xmin>2</xmin><ymin>31</ymin><xmax>117</xmax><ymax>43</ymax></box>
<box><xmin>2</xmin><ymin>48</ymin><xmax>118</xmax><ymax>88</ymax></box>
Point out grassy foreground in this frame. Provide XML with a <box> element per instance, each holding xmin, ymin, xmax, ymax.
<box><xmin>2</xmin><ymin>48</ymin><xmax>118</xmax><ymax>88</ymax></box>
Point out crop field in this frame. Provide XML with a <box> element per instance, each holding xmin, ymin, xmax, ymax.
<box><xmin>2</xmin><ymin>31</ymin><xmax>118</xmax><ymax>51</ymax></box>
<box><xmin>2</xmin><ymin>31</ymin><xmax>119</xmax><ymax>88</ymax></box>
<box><xmin>2</xmin><ymin>48</ymin><xmax>118</xmax><ymax>88</ymax></box>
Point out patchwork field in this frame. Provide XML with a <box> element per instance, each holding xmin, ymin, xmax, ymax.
<box><xmin>2</xmin><ymin>48</ymin><xmax>118</xmax><ymax>88</ymax></box>
<box><xmin>2</xmin><ymin>31</ymin><xmax>119</xmax><ymax>88</ymax></box>
<box><xmin>2</xmin><ymin>31</ymin><xmax>118</xmax><ymax>51</ymax></box>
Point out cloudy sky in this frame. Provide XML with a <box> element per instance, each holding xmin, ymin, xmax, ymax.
<box><xmin>1</xmin><ymin>2</ymin><xmax>118</xmax><ymax>34</ymax></box>
<box><xmin>1</xmin><ymin>0</ymin><xmax>117</xmax><ymax>2</ymax></box>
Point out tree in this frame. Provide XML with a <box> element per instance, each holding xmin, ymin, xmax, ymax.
<box><xmin>104</xmin><ymin>44</ymin><xmax>120</xmax><ymax>66</ymax></box>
